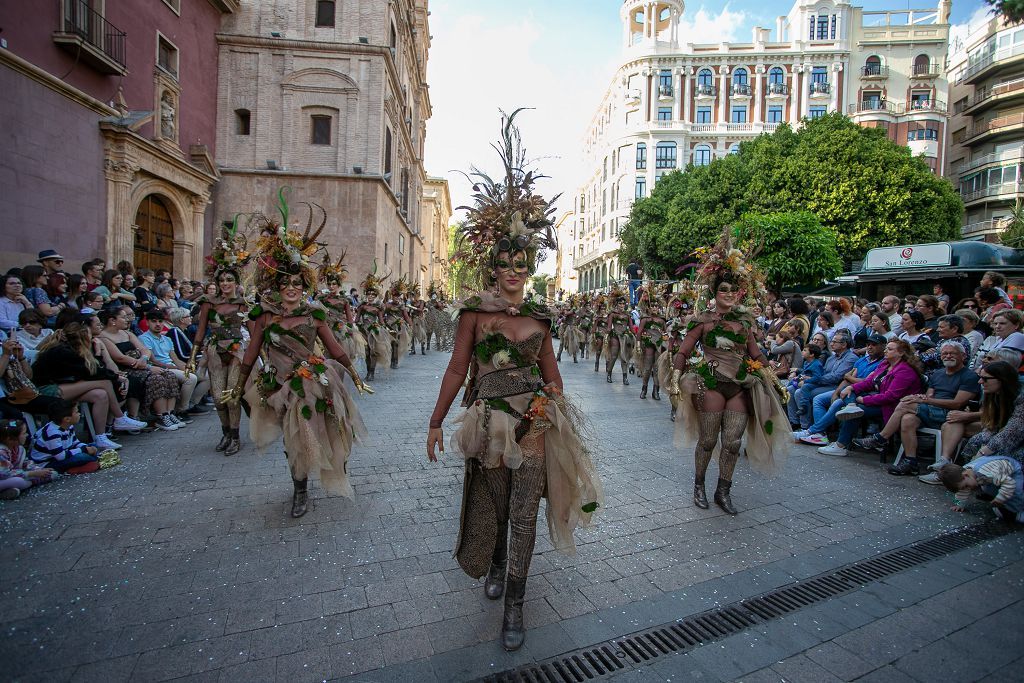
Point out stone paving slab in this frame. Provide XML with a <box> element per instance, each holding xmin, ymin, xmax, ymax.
<box><xmin>0</xmin><ymin>349</ymin><xmax>1018</xmax><ymax>682</ymax></box>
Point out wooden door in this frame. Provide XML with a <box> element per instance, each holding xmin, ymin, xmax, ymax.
<box><xmin>133</xmin><ymin>195</ymin><xmax>175</xmax><ymax>273</ymax></box>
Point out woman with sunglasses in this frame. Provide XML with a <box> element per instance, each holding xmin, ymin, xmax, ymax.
<box><xmin>589</xmin><ymin>294</ymin><xmax>608</xmax><ymax>372</ymax></box>
<box><xmin>383</xmin><ymin>280</ymin><xmax>413</xmax><ymax>369</ymax></box>
<box><xmin>602</xmin><ymin>287</ymin><xmax>636</xmax><ymax>385</ymax></box>
<box><xmin>223</xmin><ymin>198</ymin><xmax>370</xmax><ymax>519</ymax></box>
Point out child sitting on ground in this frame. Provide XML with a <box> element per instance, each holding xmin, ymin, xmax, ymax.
<box><xmin>0</xmin><ymin>418</ymin><xmax>58</xmax><ymax>499</ymax></box>
<box><xmin>30</xmin><ymin>400</ymin><xmax>101</xmax><ymax>474</ymax></box>
<box><xmin>787</xmin><ymin>343</ymin><xmax>824</xmax><ymax>395</ymax></box>
<box><xmin>939</xmin><ymin>457</ymin><xmax>1024</xmax><ymax>523</ymax></box>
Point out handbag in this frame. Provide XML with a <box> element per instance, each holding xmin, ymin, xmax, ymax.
<box><xmin>453</xmin><ymin>457</ymin><xmax>497</xmax><ymax>579</ymax></box>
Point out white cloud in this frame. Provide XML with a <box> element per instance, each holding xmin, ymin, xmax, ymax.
<box><xmin>677</xmin><ymin>6</ymin><xmax>749</xmax><ymax>45</ymax></box>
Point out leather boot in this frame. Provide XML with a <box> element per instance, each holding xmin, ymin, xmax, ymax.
<box><xmin>622</xmin><ymin>371</ymin><xmax>629</xmax><ymax>386</ymax></box>
<box><xmin>501</xmin><ymin>577</ymin><xmax>527</xmax><ymax>651</ymax></box>
<box><xmin>693</xmin><ymin>412</ymin><xmax>723</xmax><ymax>510</ymax></box>
<box><xmin>652</xmin><ymin>384</ymin><xmax>661</xmax><ymax>401</ymax></box>
<box><xmin>639</xmin><ymin>382</ymin><xmax>647</xmax><ymax>399</ymax></box>
<box><xmin>291</xmin><ymin>478</ymin><xmax>309</xmax><ymax>518</ymax></box>
<box><xmin>215</xmin><ymin>426</ymin><xmax>231</xmax><ymax>452</ymax></box>
<box><xmin>606</xmin><ymin>370</ymin><xmax>613</xmax><ymax>383</ymax></box>
<box><xmin>573</xmin><ymin>355</ymin><xmax>578</xmax><ymax>363</ymax></box>
<box><xmin>594</xmin><ymin>358</ymin><xmax>600</xmax><ymax>372</ymax></box>
<box><xmin>421</xmin><ymin>343</ymin><xmax>426</xmax><ymax>355</ymax></box>
<box><xmin>225</xmin><ymin>428</ymin><xmax>241</xmax><ymax>456</ymax></box>
<box><xmin>670</xmin><ymin>405</ymin><xmax>677</xmax><ymax>422</ymax></box>
<box><xmin>390</xmin><ymin>358</ymin><xmax>399</xmax><ymax>369</ymax></box>
<box><xmin>693</xmin><ymin>480</ymin><xmax>709</xmax><ymax>509</ymax></box>
<box><xmin>714</xmin><ymin>478</ymin><xmax>737</xmax><ymax>515</ymax></box>
<box><xmin>484</xmin><ymin>542</ymin><xmax>508</xmax><ymax>600</ymax></box>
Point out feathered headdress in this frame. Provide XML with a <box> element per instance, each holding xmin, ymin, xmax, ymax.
<box><xmin>361</xmin><ymin>261</ymin><xmax>386</xmax><ymax>295</ymax></box>
<box><xmin>452</xmin><ymin>108</ymin><xmax>559</xmax><ymax>284</ymax></box>
<box><xmin>318</xmin><ymin>250</ymin><xmax>348</xmax><ymax>286</ymax></box>
<box><xmin>250</xmin><ymin>188</ymin><xmax>326</xmax><ymax>294</ymax></box>
<box><xmin>426</xmin><ymin>280</ymin><xmax>445</xmax><ymax>300</ymax></box>
<box><xmin>690</xmin><ymin>226</ymin><xmax>768</xmax><ymax>313</ymax></box>
<box><xmin>205</xmin><ymin>215</ymin><xmax>252</xmax><ymax>280</ymax></box>
<box><xmin>608</xmin><ymin>285</ymin><xmax>628</xmax><ymax>305</ymax></box>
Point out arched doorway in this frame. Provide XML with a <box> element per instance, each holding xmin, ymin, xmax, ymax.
<box><xmin>133</xmin><ymin>195</ymin><xmax>175</xmax><ymax>273</ymax></box>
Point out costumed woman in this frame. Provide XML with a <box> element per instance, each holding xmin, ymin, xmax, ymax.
<box><xmin>556</xmin><ymin>296</ymin><xmax>581</xmax><ymax>363</ymax></box>
<box><xmin>409</xmin><ymin>284</ymin><xmax>428</xmax><ymax>355</ymax></box>
<box><xmin>222</xmin><ymin>195</ymin><xmax>371</xmax><ymax>518</ymax></box>
<box><xmin>426</xmin><ymin>110</ymin><xmax>602</xmax><ymax>652</ymax></box>
<box><xmin>188</xmin><ymin>218</ymin><xmax>252</xmax><ymax>455</ymax></box>
<box><xmin>667</xmin><ymin>230</ymin><xmax>790</xmax><ymax>514</ymax></box>
<box><xmin>636</xmin><ymin>285</ymin><xmax>668</xmax><ymax>400</ymax></box>
<box><xmin>425</xmin><ymin>281</ymin><xmax>454</xmax><ymax>351</ymax></box>
<box><xmin>355</xmin><ymin>269</ymin><xmax>391</xmax><ymax>381</ymax></box>
<box><xmin>317</xmin><ymin>252</ymin><xmax>368</xmax><ymax>367</ymax></box>
<box><xmin>590</xmin><ymin>294</ymin><xmax>607</xmax><ymax>372</ymax></box>
<box><xmin>602</xmin><ymin>287</ymin><xmax>635</xmax><ymax>385</ymax></box>
<box><xmin>383</xmin><ymin>279</ymin><xmax>412</xmax><ymax>369</ymax></box>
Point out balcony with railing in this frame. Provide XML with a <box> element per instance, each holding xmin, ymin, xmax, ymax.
<box><xmin>906</xmin><ymin>98</ymin><xmax>946</xmax><ymax>113</ymax></box>
<box><xmin>963</xmin><ymin>218</ymin><xmax>1009</xmax><ymax>236</ymax></box>
<box><xmin>658</xmin><ymin>84</ymin><xmax>673</xmax><ymax>99</ymax></box>
<box><xmin>860</xmin><ymin>65</ymin><xmax>889</xmax><ymax>79</ymax></box>
<box><xmin>961</xmin><ymin>181</ymin><xmax>1024</xmax><ymax>204</ymax></box>
<box><xmin>809</xmin><ymin>81</ymin><xmax>831</xmax><ymax>96</ymax></box>
<box><xmin>958</xmin><ymin>77</ymin><xmax>1024</xmax><ymax>115</ymax></box>
<box><xmin>730</xmin><ymin>83</ymin><xmax>752</xmax><ymax>97</ymax></box>
<box><xmin>953</xmin><ymin>148</ymin><xmax>1024</xmax><ymax>176</ymax></box>
<box><xmin>963</xmin><ymin>40</ymin><xmax>1024</xmax><ymax>83</ymax></box>
<box><xmin>912</xmin><ymin>61</ymin><xmax>940</xmax><ymax>78</ymax></box>
<box><xmin>766</xmin><ymin>82</ymin><xmax>788</xmax><ymax>96</ymax></box>
<box><xmin>52</xmin><ymin>0</ymin><xmax>127</xmax><ymax>75</ymax></box>
<box><xmin>695</xmin><ymin>84</ymin><xmax>715</xmax><ymax>97</ymax></box>
<box><xmin>848</xmin><ymin>100</ymin><xmax>897</xmax><ymax>115</ymax></box>
<box><xmin>965</xmin><ymin>112</ymin><xmax>1024</xmax><ymax>144</ymax></box>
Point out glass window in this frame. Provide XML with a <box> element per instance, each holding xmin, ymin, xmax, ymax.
<box><xmin>636</xmin><ymin>143</ymin><xmax>647</xmax><ymax>170</ymax></box>
<box><xmin>311</xmin><ymin>115</ymin><xmax>332</xmax><ymax>145</ymax></box>
<box><xmin>733</xmin><ymin>68</ymin><xmax>748</xmax><ymax>85</ymax></box>
<box><xmin>655</xmin><ymin>142</ymin><xmax>677</xmax><ymax>169</ymax></box>
<box><xmin>811</xmin><ymin>66</ymin><xmax>828</xmax><ymax>83</ymax></box>
<box><xmin>659</xmin><ymin>69</ymin><xmax>673</xmax><ymax>89</ymax></box>
<box><xmin>863</xmin><ymin>90</ymin><xmax>882</xmax><ymax>107</ymax></box>
<box><xmin>731</xmin><ymin>106</ymin><xmax>747</xmax><ymax>123</ymax></box>
<box><xmin>315</xmin><ymin>0</ymin><xmax>335</xmax><ymax>27</ymax></box>
<box><xmin>384</xmin><ymin>128</ymin><xmax>393</xmax><ymax>175</ymax></box>
<box><xmin>697</xmin><ymin>69</ymin><xmax>713</xmax><ymax>87</ymax></box>
<box><xmin>693</xmin><ymin>145</ymin><xmax>712</xmax><ymax>166</ymax></box>
<box><xmin>864</xmin><ymin>55</ymin><xmax>881</xmax><ymax>75</ymax></box>
<box><xmin>816</xmin><ymin>14</ymin><xmax>829</xmax><ymax>39</ymax></box>
<box><xmin>658</xmin><ymin>107</ymin><xmax>672</xmax><ymax>121</ymax></box>
<box><xmin>729</xmin><ymin>143</ymin><xmax>740</xmax><ymax>155</ymax></box>
<box><xmin>635</xmin><ymin>176</ymin><xmax>646</xmax><ymax>199</ymax></box>
<box><xmin>808</xmin><ymin>106</ymin><xmax>827</xmax><ymax>120</ymax></box>
<box><xmin>769</xmin><ymin>67</ymin><xmax>785</xmax><ymax>85</ymax></box>
<box><xmin>696</xmin><ymin>107</ymin><xmax>712</xmax><ymax>123</ymax></box>
<box><xmin>767</xmin><ymin>105</ymin><xmax>783</xmax><ymax>123</ymax></box>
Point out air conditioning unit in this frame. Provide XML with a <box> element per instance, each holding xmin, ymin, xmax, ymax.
<box><xmin>353</xmin><ymin>166</ymin><xmax>363</xmax><ymax>174</ymax></box>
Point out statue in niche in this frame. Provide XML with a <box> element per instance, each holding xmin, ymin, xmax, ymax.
<box><xmin>160</xmin><ymin>92</ymin><xmax>176</xmax><ymax>140</ymax></box>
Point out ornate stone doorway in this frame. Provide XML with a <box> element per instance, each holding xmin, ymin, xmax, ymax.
<box><xmin>133</xmin><ymin>194</ymin><xmax>176</xmax><ymax>272</ymax></box>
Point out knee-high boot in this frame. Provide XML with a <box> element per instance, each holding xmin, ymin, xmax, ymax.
<box><xmin>714</xmin><ymin>411</ymin><xmax>747</xmax><ymax>515</ymax></box>
<box><xmin>693</xmin><ymin>412</ymin><xmax>724</xmax><ymax>509</ymax></box>
<box><xmin>484</xmin><ymin>530</ymin><xmax>508</xmax><ymax>600</ymax></box>
<box><xmin>502</xmin><ymin>576</ymin><xmax>527</xmax><ymax>651</ymax></box>
<box><xmin>291</xmin><ymin>477</ymin><xmax>309</xmax><ymax>518</ymax></box>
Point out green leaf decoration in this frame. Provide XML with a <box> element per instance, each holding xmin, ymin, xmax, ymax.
<box><xmin>289</xmin><ymin>376</ymin><xmax>304</xmax><ymax>392</ymax></box>
<box><xmin>764</xmin><ymin>419</ymin><xmax>774</xmax><ymax>435</ymax></box>
<box><xmin>581</xmin><ymin>502</ymin><xmax>599</xmax><ymax>514</ymax></box>
<box><xmin>315</xmin><ymin>398</ymin><xmax>328</xmax><ymax>413</ymax></box>
<box><xmin>248</xmin><ymin>304</ymin><xmax>263</xmax><ymax>319</ymax></box>
<box><xmin>312</xmin><ymin>308</ymin><xmax>327</xmax><ymax>321</ymax></box>
<box><xmin>301</xmin><ymin>405</ymin><xmax>313</xmax><ymax>420</ymax></box>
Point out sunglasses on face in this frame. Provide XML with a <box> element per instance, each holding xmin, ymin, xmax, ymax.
<box><xmin>495</xmin><ymin>259</ymin><xmax>529</xmax><ymax>274</ymax></box>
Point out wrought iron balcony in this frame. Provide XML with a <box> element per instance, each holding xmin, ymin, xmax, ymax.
<box><xmin>767</xmin><ymin>82</ymin><xmax>788</xmax><ymax>95</ymax></box>
<box><xmin>52</xmin><ymin>0</ymin><xmax>127</xmax><ymax>74</ymax></box>
<box><xmin>860</xmin><ymin>64</ymin><xmax>889</xmax><ymax>78</ymax></box>
<box><xmin>730</xmin><ymin>83</ymin><xmax>752</xmax><ymax>96</ymax></box>
<box><xmin>848</xmin><ymin>100</ymin><xmax>896</xmax><ymax>114</ymax></box>
<box><xmin>809</xmin><ymin>81</ymin><xmax>831</xmax><ymax>95</ymax></box>
<box><xmin>912</xmin><ymin>61</ymin><xmax>940</xmax><ymax>77</ymax></box>
<box><xmin>658</xmin><ymin>84</ymin><xmax>673</xmax><ymax>97</ymax></box>
<box><xmin>695</xmin><ymin>84</ymin><xmax>715</xmax><ymax>97</ymax></box>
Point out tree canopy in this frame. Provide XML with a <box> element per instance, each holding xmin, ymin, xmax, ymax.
<box><xmin>618</xmin><ymin>113</ymin><xmax>963</xmax><ymax>285</ymax></box>
<box><xmin>734</xmin><ymin>211</ymin><xmax>843</xmax><ymax>292</ymax></box>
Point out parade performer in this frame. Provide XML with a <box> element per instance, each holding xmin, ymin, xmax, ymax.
<box><xmin>658</xmin><ymin>317</ymin><xmax>686</xmax><ymax>421</ymax></box>
<box><xmin>425</xmin><ymin>281</ymin><xmax>454</xmax><ymax>351</ymax></box>
<box><xmin>223</xmin><ymin>193</ymin><xmax>370</xmax><ymax>518</ymax></box>
<box><xmin>409</xmin><ymin>284</ymin><xmax>428</xmax><ymax>355</ymax></box>
<box><xmin>668</xmin><ymin>229</ymin><xmax>790</xmax><ymax>514</ymax></box>
<box><xmin>383</xmin><ymin>279</ymin><xmax>412</xmax><ymax>368</ymax></box>
<box><xmin>355</xmin><ymin>268</ymin><xmax>391</xmax><ymax>381</ymax></box>
<box><xmin>426</xmin><ymin>110</ymin><xmax>602</xmax><ymax>652</ymax></box>
<box><xmin>603</xmin><ymin>287</ymin><xmax>635</xmax><ymax>385</ymax></box>
<box><xmin>317</xmin><ymin>252</ymin><xmax>367</xmax><ymax>365</ymax></box>
<box><xmin>577</xmin><ymin>294</ymin><xmax>593</xmax><ymax>360</ymax></box>
<box><xmin>188</xmin><ymin>217</ymin><xmax>252</xmax><ymax>455</ymax></box>
<box><xmin>636</xmin><ymin>286</ymin><xmax>667</xmax><ymax>400</ymax></box>
<box><xmin>590</xmin><ymin>294</ymin><xmax>607</xmax><ymax>372</ymax></box>
<box><xmin>556</xmin><ymin>296</ymin><xmax>581</xmax><ymax>363</ymax></box>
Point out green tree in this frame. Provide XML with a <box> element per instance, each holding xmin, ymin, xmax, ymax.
<box><xmin>984</xmin><ymin>0</ymin><xmax>1024</xmax><ymax>23</ymax></box>
<box><xmin>447</xmin><ymin>221</ymin><xmax>481</xmax><ymax>294</ymax></box>
<box><xmin>734</xmin><ymin>211</ymin><xmax>843</xmax><ymax>292</ymax></box>
<box><xmin>619</xmin><ymin>114</ymin><xmax>963</xmax><ymax>276</ymax></box>
<box><xmin>529</xmin><ymin>275</ymin><xmax>551</xmax><ymax>297</ymax></box>
<box><xmin>999</xmin><ymin>199</ymin><xmax>1024</xmax><ymax>249</ymax></box>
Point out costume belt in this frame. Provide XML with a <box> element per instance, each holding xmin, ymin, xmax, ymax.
<box><xmin>468</xmin><ymin>365</ymin><xmax>545</xmax><ymax>406</ymax></box>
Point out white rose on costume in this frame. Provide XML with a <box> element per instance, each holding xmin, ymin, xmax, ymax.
<box><xmin>319</xmin><ymin>375</ymin><xmax>329</xmax><ymax>386</ymax></box>
<box><xmin>492</xmin><ymin>350</ymin><xmax>512</xmax><ymax>369</ymax></box>
<box><xmin>713</xmin><ymin>336</ymin><xmax>735</xmax><ymax>350</ymax></box>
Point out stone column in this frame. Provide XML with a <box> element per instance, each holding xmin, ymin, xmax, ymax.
<box><xmin>754</xmin><ymin>64</ymin><xmax>764</xmax><ymax>123</ymax></box>
<box><xmin>103</xmin><ymin>158</ymin><xmax>139</xmax><ymax>268</ymax></box>
<box><xmin>180</xmin><ymin>193</ymin><xmax>210</xmax><ymax>280</ymax></box>
<box><xmin>680</xmin><ymin>67</ymin><xmax>690</xmax><ymax>122</ymax></box>
<box><xmin>831</xmin><ymin>62</ymin><xmax>842</xmax><ymax>113</ymax></box>
<box><xmin>718</xmin><ymin>65</ymin><xmax>729</xmax><ymax>123</ymax></box>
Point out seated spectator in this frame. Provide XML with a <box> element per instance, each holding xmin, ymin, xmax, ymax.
<box><xmin>154</xmin><ymin>283</ymin><xmax>179</xmax><ymax>312</ymax></box>
<box><xmin>915</xmin><ymin>295</ymin><xmax>941</xmax><ymax>336</ymax></box>
<box><xmin>20</xmin><ymin>265</ymin><xmax>64</xmax><ymax>322</ymax></box>
<box><xmin>82</xmin><ymin>261</ymin><xmax>103</xmax><ymax>292</ymax></box>
<box><xmin>944</xmin><ymin>361</ymin><xmax>1024</xmax><ymax>466</ymax></box>
<box><xmin>36</xmin><ymin>250</ymin><xmax>65</xmax><ymax>277</ymax></box>
<box><xmin>0</xmin><ymin>274</ymin><xmax>31</xmax><ymax>334</ymax></box>
<box><xmin>812</xmin><ymin>310</ymin><xmax>836</xmax><ymax>340</ymax></box>
<box><xmin>203</xmin><ymin>282</ymin><xmax>218</xmax><ymax>299</ymax></box>
<box><xmin>768</xmin><ymin>327</ymin><xmax>801</xmax><ymax>378</ymax></box>
<box><xmin>14</xmin><ymin>310</ymin><xmax>52</xmax><ymax>363</ymax></box>
<box><xmin>78</xmin><ymin>291</ymin><xmax>103</xmax><ymax>315</ymax></box>
<box><xmin>0</xmin><ymin>418</ymin><xmax>57</xmax><ymax>500</ymax></box>
<box><xmin>978</xmin><ymin>287</ymin><xmax>1011</xmax><ymax>327</ymax></box>
<box><xmin>850</xmin><ymin>308</ymin><xmax>871</xmax><ymax>350</ymax></box>
<box><xmin>869</xmin><ymin>311</ymin><xmax>895</xmax><ymax>342</ymax></box>
<box><xmin>939</xmin><ymin>457</ymin><xmax>1024</xmax><ymax>523</ymax></box>
<box><xmin>881</xmin><ymin>295</ymin><xmax>903</xmax><ymax>336</ymax></box>
<box><xmin>93</xmin><ymin>270</ymin><xmax>136</xmax><ymax>307</ymax></box>
<box><xmin>122</xmin><ymin>273</ymin><xmax>136</xmax><ymax>292</ymax></box>
<box><xmin>787</xmin><ymin>332</ymin><xmax>856</xmax><ymax>430</ymax></box>
<box><xmin>133</xmin><ymin>268</ymin><xmax>158</xmax><ymax>308</ymax></box>
<box><xmin>826</xmin><ymin>298</ymin><xmax>860</xmax><ymax>338</ymax></box>
<box><xmin>932</xmin><ymin>283</ymin><xmax>951</xmax><ymax>312</ymax></box>
<box><xmin>897</xmin><ymin>310</ymin><xmax>928</xmax><ymax>346</ymax></box>
<box><xmin>176</xmin><ymin>282</ymin><xmax>195</xmax><ymax>312</ymax></box>
<box><xmin>165</xmin><ymin>307</ymin><xmax>197</xmax><ymax>358</ymax></box>
<box><xmin>957</xmin><ymin>308</ymin><xmax>985</xmax><ymax>361</ymax></box>
<box><xmin>30</xmin><ymin>400</ymin><xmax>102</xmax><ymax>474</ymax></box>
<box><xmin>918</xmin><ymin>315</ymin><xmax>972</xmax><ymax>371</ymax></box>
<box><xmin>139</xmin><ymin>310</ymin><xmax>209</xmax><ymax>420</ymax></box>
<box><xmin>787</xmin><ymin>343</ymin><xmax>823</xmax><ymax>394</ymax></box>
<box><xmin>954</xmin><ymin>297</ymin><xmax>980</xmax><ymax>315</ymax></box>
<box><xmin>64</xmin><ymin>274</ymin><xmax>86</xmax><ymax>312</ymax></box>
<box><xmin>0</xmin><ymin>335</ymin><xmax>64</xmax><ymax>420</ymax></box>
<box><xmin>96</xmin><ymin>307</ymin><xmax>183</xmax><ymax>431</ymax></box>
<box><xmin>980</xmin><ymin>270</ymin><xmax>1012</xmax><ymax>305</ymax></box>
<box><xmin>794</xmin><ymin>333</ymin><xmax>887</xmax><ymax>445</ymax></box>
<box><xmin>904</xmin><ymin>295</ymin><xmax>918</xmax><ymax>312</ymax></box>
<box><xmin>33</xmin><ymin>323</ymin><xmax>145</xmax><ymax>447</ymax></box>
<box><xmin>808</xmin><ymin>331</ymin><xmax>830</xmax><ymax>359</ymax></box>
<box><xmin>974</xmin><ymin>309</ymin><xmax>1024</xmax><ymax>368</ymax></box>
<box><xmin>116</xmin><ymin>260</ymin><xmax>134</xmax><ymax>279</ymax></box>
<box><xmin>853</xmin><ymin>342</ymin><xmax>979</xmax><ymax>475</ymax></box>
<box><xmin>788</xmin><ymin>297</ymin><xmax>812</xmax><ymax>344</ymax></box>
<box><xmin>766</xmin><ymin>300</ymin><xmax>791</xmax><ymax>338</ymax></box>
<box><xmin>816</xmin><ymin>340</ymin><xmax>924</xmax><ymax>457</ymax></box>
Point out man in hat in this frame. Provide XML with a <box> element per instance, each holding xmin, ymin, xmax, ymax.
<box><xmin>37</xmin><ymin>250</ymin><xmax>65</xmax><ymax>276</ymax></box>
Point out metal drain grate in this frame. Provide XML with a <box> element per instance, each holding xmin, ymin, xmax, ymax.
<box><xmin>478</xmin><ymin>522</ymin><xmax>1013</xmax><ymax>683</ymax></box>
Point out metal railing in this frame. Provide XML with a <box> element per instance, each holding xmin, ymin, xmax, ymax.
<box><xmin>967</xmin><ymin>112</ymin><xmax>1024</xmax><ymax>140</ymax></box>
<box><xmin>809</xmin><ymin>81</ymin><xmax>831</xmax><ymax>94</ymax></box>
<box><xmin>906</xmin><ymin>98</ymin><xmax>946</xmax><ymax>112</ymax></box>
<box><xmin>730</xmin><ymin>83</ymin><xmax>751</xmax><ymax>96</ymax></box>
<box><xmin>658</xmin><ymin>85</ymin><xmax>673</xmax><ymax>97</ymax></box>
<box><xmin>695</xmin><ymin>84</ymin><xmax>715</xmax><ymax>96</ymax></box>
<box><xmin>860</xmin><ymin>64</ymin><xmax>889</xmax><ymax>77</ymax></box>
<box><xmin>848</xmin><ymin>100</ymin><xmax>897</xmax><ymax>114</ymax></box>
<box><xmin>912</xmin><ymin>61</ymin><xmax>940</xmax><ymax>76</ymax></box>
<box><xmin>960</xmin><ymin>181</ymin><xmax>1024</xmax><ymax>203</ymax></box>
<box><xmin>965</xmin><ymin>41</ymin><xmax>1024</xmax><ymax>80</ymax></box>
<box><xmin>953</xmin><ymin>148</ymin><xmax>1024</xmax><ymax>176</ymax></box>
<box><xmin>957</xmin><ymin>77</ymin><xmax>1024</xmax><ymax>113</ymax></box>
<box><xmin>58</xmin><ymin>0</ymin><xmax>126</xmax><ymax>69</ymax></box>
<box><xmin>767</xmin><ymin>82</ymin><xmax>788</xmax><ymax>95</ymax></box>
<box><xmin>963</xmin><ymin>218</ymin><xmax>1008</xmax><ymax>235</ymax></box>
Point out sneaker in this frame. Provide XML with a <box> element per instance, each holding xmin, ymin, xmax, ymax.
<box><xmin>817</xmin><ymin>442</ymin><xmax>848</xmax><ymax>457</ymax></box>
<box><xmin>792</xmin><ymin>429</ymin><xmax>810</xmax><ymax>442</ymax></box>
<box><xmin>918</xmin><ymin>472</ymin><xmax>942</xmax><ymax>485</ymax></box>
<box><xmin>171</xmin><ymin>412</ymin><xmax>194</xmax><ymax>425</ymax></box>
<box><xmin>835</xmin><ymin>404</ymin><xmax>865</xmax><ymax>421</ymax></box>
<box><xmin>852</xmin><ymin>434</ymin><xmax>887</xmax><ymax>453</ymax></box>
<box><xmin>112</xmin><ymin>415</ymin><xmax>148</xmax><ymax>432</ymax></box>
<box><xmin>927</xmin><ymin>459</ymin><xmax>951</xmax><ymax>472</ymax></box>
<box><xmin>186</xmin><ymin>404</ymin><xmax>210</xmax><ymax>414</ymax></box>
<box><xmin>800</xmin><ymin>433</ymin><xmax>829</xmax><ymax>446</ymax></box>
<box><xmin>887</xmin><ymin>459</ymin><xmax>920</xmax><ymax>476</ymax></box>
<box><xmin>155</xmin><ymin>414</ymin><xmax>180</xmax><ymax>431</ymax></box>
<box><xmin>0</xmin><ymin>488</ymin><xmax>20</xmax><ymax>500</ymax></box>
<box><xmin>201</xmin><ymin>395</ymin><xmax>215</xmax><ymax>406</ymax></box>
<box><xmin>94</xmin><ymin>433</ymin><xmax>122</xmax><ymax>450</ymax></box>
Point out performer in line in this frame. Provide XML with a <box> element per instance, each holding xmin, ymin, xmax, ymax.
<box><xmin>317</xmin><ymin>253</ymin><xmax>367</xmax><ymax>366</ymax></box>
<box><xmin>668</xmin><ymin>231</ymin><xmax>790</xmax><ymax>514</ymax></box>
<box><xmin>409</xmin><ymin>284</ymin><xmax>428</xmax><ymax>355</ymax></box>
<box><xmin>603</xmin><ymin>287</ymin><xmax>635</xmax><ymax>385</ymax></box>
<box><xmin>355</xmin><ymin>269</ymin><xmax>391</xmax><ymax>381</ymax></box>
<box><xmin>425</xmin><ymin>281</ymin><xmax>454</xmax><ymax>352</ymax></box>
<box><xmin>590</xmin><ymin>294</ymin><xmax>607</xmax><ymax>372</ymax></box>
<box><xmin>426</xmin><ymin>110</ymin><xmax>601</xmax><ymax>652</ymax></box>
<box><xmin>636</xmin><ymin>286</ymin><xmax>667</xmax><ymax>400</ymax></box>
<box><xmin>223</xmin><ymin>194</ymin><xmax>370</xmax><ymax>518</ymax></box>
<box><xmin>577</xmin><ymin>294</ymin><xmax>593</xmax><ymax>360</ymax></box>
<box><xmin>556</xmin><ymin>296</ymin><xmax>580</xmax><ymax>363</ymax></box>
<box><xmin>188</xmin><ymin>218</ymin><xmax>252</xmax><ymax>455</ymax></box>
<box><xmin>383</xmin><ymin>280</ymin><xmax>412</xmax><ymax>369</ymax></box>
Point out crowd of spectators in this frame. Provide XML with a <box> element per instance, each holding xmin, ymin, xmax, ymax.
<box><xmin>759</xmin><ymin>272</ymin><xmax>1024</xmax><ymax>522</ymax></box>
<box><xmin>0</xmin><ymin>249</ymin><xmax>214</xmax><ymax>499</ymax></box>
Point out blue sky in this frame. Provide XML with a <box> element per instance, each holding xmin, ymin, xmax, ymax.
<box><xmin>423</xmin><ymin>0</ymin><xmax>987</xmax><ymax>247</ymax></box>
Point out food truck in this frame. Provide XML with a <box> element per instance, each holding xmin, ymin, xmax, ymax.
<box><xmin>835</xmin><ymin>241</ymin><xmax>1024</xmax><ymax>307</ymax></box>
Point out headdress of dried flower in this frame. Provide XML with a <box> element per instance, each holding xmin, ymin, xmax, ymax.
<box><xmin>690</xmin><ymin>226</ymin><xmax>768</xmax><ymax>315</ymax></box>
<box><xmin>205</xmin><ymin>214</ymin><xmax>253</xmax><ymax>281</ymax></box>
<box><xmin>361</xmin><ymin>261</ymin><xmax>386</xmax><ymax>295</ymax></box>
<box><xmin>318</xmin><ymin>250</ymin><xmax>348</xmax><ymax>286</ymax></box>
<box><xmin>249</xmin><ymin>187</ymin><xmax>326</xmax><ymax>294</ymax></box>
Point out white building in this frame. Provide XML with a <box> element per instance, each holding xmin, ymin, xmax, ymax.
<box><xmin>570</xmin><ymin>0</ymin><xmax>951</xmax><ymax>292</ymax></box>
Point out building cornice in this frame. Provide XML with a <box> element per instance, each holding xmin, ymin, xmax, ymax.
<box><xmin>101</xmin><ymin>122</ymin><xmax>219</xmax><ymax>188</ymax></box>
<box><xmin>0</xmin><ymin>48</ymin><xmax>117</xmax><ymax>117</ymax></box>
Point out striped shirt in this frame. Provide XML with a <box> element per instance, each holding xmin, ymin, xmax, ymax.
<box><xmin>31</xmin><ymin>422</ymin><xmax>86</xmax><ymax>464</ymax></box>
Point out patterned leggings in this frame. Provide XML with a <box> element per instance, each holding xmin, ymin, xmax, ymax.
<box><xmin>481</xmin><ymin>430</ymin><xmax>547</xmax><ymax>581</ymax></box>
<box><xmin>208</xmin><ymin>353</ymin><xmax>241</xmax><ymax>429</ymax></box>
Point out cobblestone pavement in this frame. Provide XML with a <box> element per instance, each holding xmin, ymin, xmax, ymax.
<box><xmin>1</xmin><ymin>348</ymin><xmax>1021</xmax><ymax>682</ymax></box>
